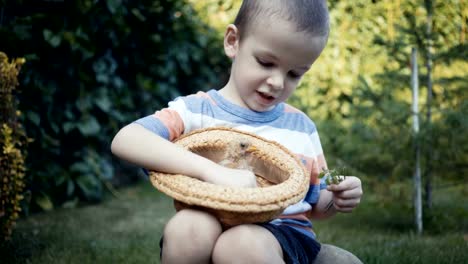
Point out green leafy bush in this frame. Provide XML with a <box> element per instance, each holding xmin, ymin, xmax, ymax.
<box><xmin>0</xmin><ymin>52</ymin><xmax>28</xmax><ymax>240</ymax></box>
<box><xmin>0</xmin><ymin>0</ymin><xmax>230</xmax><ymax>210</ymax></box>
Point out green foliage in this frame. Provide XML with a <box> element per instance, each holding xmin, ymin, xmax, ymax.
<box><xmin>0</xmin><ymin>52</ymin><xmax>28</xmax><ymax>240</ymax></box>
<box><xmin>188</xmin><ymin>0</ymin><xmax>241</xmax><ymax>33</ymax></box>
<box><xmin>319</xmin><ymin>168</ymin><xmax>346</xmax><ymax>185</ymax></box>
<box><xmin>0</xmin><ymin>0</ymin><xmax>230</xmax><ymax>210</ymax></box>
<box><xmin>290</xmin><ymin>0</ymin><xmax>467</xmax><ymax>183</ymax></box>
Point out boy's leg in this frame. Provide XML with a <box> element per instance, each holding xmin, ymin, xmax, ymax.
<box><xmin>212</xmin><ymin>224</ymin><xmax>284</xmax><ymax>264</ymax></box>
<box><xmin>161</xmin><ymin>209</ymin><xmax>222</xmax><ymax>264</ymax></box>
<box><xmin>313</xmin><ymin>244</ymin><xmax>363</xmax><ymax>264</ymax></box>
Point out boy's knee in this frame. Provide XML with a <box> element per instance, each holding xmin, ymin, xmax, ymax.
<box><xmin>212</xmin><ymin>225</ymin><xmax>283</xmax><ymax>264</ymax></box>
<box><xmin>164</xmin><ymin>209</ymin><xmax>222</xmax><ymax>238</ymax></box>
<box><xmin>314</xmin><ymin>244</ymin><xmax>363</xmax><ymax>264</ymax></box>
<box><xmin>162</xmin><ymin>209</ymin><xmax>222</xmax><ymax>262</ymax></box>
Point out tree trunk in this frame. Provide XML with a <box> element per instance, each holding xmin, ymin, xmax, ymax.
<box><xmin>424</xmin><ymin>0</ymin><xmax>434</xmax><ymax>209</ymax></box>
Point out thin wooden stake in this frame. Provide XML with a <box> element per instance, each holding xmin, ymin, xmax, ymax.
<box><xmin>411</xmin><ymin>47</ymin><xmax>423</xmax><ymax>234</ymax></box>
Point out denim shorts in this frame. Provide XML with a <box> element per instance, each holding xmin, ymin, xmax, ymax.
<box><xmin>260</xmin><ymin>223</ymin><xmax>321</xmax><ymax>264</ymax></box>
<box><xmin>159</xmin><ymin>223</ymin><xmax>321</xmax><ymax>263</ymax></box>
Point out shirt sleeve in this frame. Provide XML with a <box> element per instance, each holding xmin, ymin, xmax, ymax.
<box><xmin>134</xmin><ymin>97</ymin><xmax>188</xmax><ymax>141</ymax></box>
<box><xmin>304</xmin><ymin>130</ymin><xmax>328</xmax><ymax>205</ymax></box>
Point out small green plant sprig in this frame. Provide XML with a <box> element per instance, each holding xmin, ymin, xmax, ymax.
<box><xmin>319</xmin><ymin>168</ymin><xmax>346</xmax><ymax>185</ymax></box>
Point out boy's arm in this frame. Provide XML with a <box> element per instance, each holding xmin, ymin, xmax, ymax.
<box><xmin>111</xmin><ymin>123</ymin><xmax>257</xmax><ymax>188</ymax></box>
<box><xmin>309</xmin><ymin>176</ymin><xmax>363</xmax><ymax>219</ymax></box>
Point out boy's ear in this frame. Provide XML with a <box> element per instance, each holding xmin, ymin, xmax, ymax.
<box><xmin>224</xmin><ymin>24</ymin><xmax>240</xmax><ymax>59</ymax></box>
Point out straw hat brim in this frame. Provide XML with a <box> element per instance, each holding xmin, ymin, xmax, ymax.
<box><xmin>149</xmin><ymin>127</ymin><xmax>309</xmax><ymax>226</ymax></box>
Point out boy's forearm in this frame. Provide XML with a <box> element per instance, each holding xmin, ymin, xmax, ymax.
<box><xmin>309</xmin><ymin>189</ymin><xmax>337</xmax><ymax>219</ymax></box>
<box><xmin>111</xmin><ymin>123</ymin><xmax>217</xmax><ymax>181</ymax></box>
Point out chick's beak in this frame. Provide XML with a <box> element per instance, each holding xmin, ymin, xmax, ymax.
<box><xmin>246</xmin><ymin>145</ymin><xmax>257</xmax><ymax>153</ymax></box>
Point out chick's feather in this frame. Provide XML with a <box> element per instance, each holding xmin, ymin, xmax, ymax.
<box><xmin>218</xmin><ymin>139</ymin><xmax>253</xmax><ymax>171</ymax></box>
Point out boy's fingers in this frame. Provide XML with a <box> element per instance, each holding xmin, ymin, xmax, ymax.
<box><xmin>333</xmin><ymin>196</ymin><xmax>361</xmax><ymax>212</ymax></box>
<box><xmin>327</xmin><ymin>176</ymin><xmax>361</xmax><ymax>192</ymax></box>
<box><xmin>333</xmin><ymin>188</ymin><xmax>362</xmax><ymax>199</ymax></box>
<box><xmin>325</xmin><ymin>176</ymin><xmax>363</xmax><ymax>213</ymax></box>
<box><xmin>326</xmin><ymin>182</ymin><xmax>353</xmax><ymax>192</ymax></box>
<box><xmin>333</xmin><ymin>197</ymin><xmax>358</xmax><ymax>208</ymax></box>
<box><xmin>334</xmin><ymin>204</ymin><xmax>356</xmax><ymax>213</ymax></box>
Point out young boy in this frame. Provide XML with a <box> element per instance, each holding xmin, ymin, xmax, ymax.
<box><xmin>111</xmin><ymin>0</ymin><xmax>363</xmax><ymax>263</ymax></box>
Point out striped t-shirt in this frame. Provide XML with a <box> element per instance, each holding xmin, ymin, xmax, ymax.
<box><xmin>135</xmin><ymin>89</ymin><xmax>328</xmax><ymax>238</ymax></box>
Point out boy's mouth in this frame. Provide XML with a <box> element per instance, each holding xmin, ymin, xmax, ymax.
<box><xmin>256</xmin><ymin>91</ymin><xmax>275</xmax><ymax>102</ymax></box>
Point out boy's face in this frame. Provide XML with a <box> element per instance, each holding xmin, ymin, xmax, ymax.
<box><xmin>222</xmin><ymin>18</ymin><xmax>327</xmax><ymax>112</ymax></box>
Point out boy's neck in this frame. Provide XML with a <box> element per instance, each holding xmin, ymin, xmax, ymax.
<box><xmin>218</xmin><ymin>81</ymin><xmax>246</xmax><ymax>109</ymax></box>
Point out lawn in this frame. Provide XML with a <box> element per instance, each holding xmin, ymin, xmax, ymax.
<box><xmin>1</xmin><ymin>179</ymin><xmax>467</xmax><ymax>264</ymax></box>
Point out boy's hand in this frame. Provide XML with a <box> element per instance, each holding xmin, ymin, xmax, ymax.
<box><xmin>202</xmin><ymin>165</ymin><xmax>258</xmax><ymax>188</ymax></box>
<box><xmin>327</xmin><ymin>176</ymin><xmax>362</xmax><ymax>213</ymax></box>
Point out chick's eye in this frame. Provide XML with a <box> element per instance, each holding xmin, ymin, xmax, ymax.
<box><xmin>256</xmin><ymin>58</ymin><xmax>274</xmax><ymax>68</ymax></box>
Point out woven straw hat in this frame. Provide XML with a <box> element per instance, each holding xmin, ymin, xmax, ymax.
<box><xmin>149</xmin><ymin>127</ymin><xmax>309</xmax><ymax>226</ymax></box>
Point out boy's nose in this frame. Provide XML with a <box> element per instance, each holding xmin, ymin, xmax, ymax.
<box><xmin>266</xmin><ymin>72</ymin><xmax>284</xmax><ymax>91</ymax></box>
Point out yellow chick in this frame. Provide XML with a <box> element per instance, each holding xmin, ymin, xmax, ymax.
<box><xmin>218</xmin><ymin>139</ymin><xmax>256</xmax><ymax>171</ymax></box>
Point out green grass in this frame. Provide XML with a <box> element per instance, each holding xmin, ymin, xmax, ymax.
<box><xmin>1</xmin><ymin>179</ymin><xmax>467</xmax><ymax>264</ymax></box>
<box><xmin>1</xmin><ymin>183</ymin><xmax>175</xmax><ymax>264</ymax></box>
<box><xmin>314</xmin><ymin>179</ymin><xmax>468</xmax><ymax>264</ymax></box>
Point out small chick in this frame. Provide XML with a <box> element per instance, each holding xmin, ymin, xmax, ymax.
<box><xmin>218</xmin><ymin>139</ymin><xmax>256</xmax><ymax>171</ymax></box>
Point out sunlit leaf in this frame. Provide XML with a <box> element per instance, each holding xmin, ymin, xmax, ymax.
<box><xmin>35</xmin><ymin>193</ymin><xmax>54</xmax><ymax>211</ymax></box>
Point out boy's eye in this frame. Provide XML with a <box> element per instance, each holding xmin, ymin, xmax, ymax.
<box><xmin>288</xmin><ymin>71</ymin><xmax>301</xmax><ymax>79</ymax></box>
<box><xmin>256</xmin><ymin>58</ymin><xmax>274</xmax><ymax>67</ymax></box>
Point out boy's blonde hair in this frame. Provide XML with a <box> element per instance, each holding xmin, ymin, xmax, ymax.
<box><xmin>234</xmin><ymin>0</ymin><xmax>330</xmax><ymax>40</ymax></box>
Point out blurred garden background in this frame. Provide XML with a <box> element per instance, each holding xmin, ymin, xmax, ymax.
<box><xmin>0</xmin><ymin>0</ymin><xmax>467</xmax><ymax>263</ymax></box>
